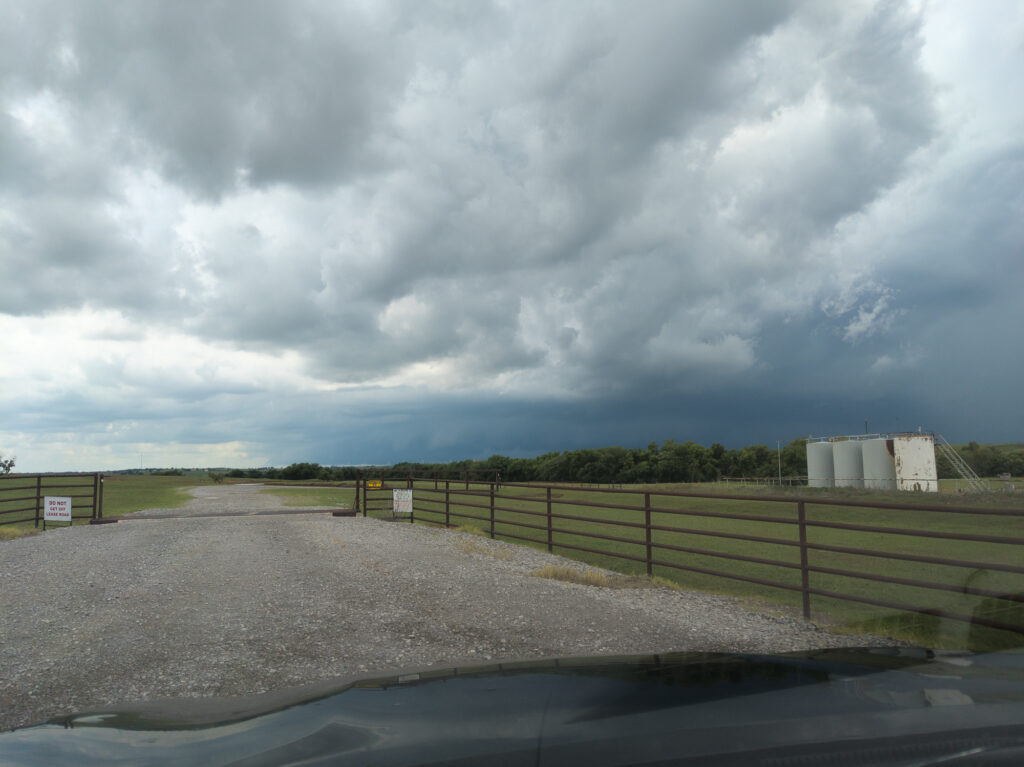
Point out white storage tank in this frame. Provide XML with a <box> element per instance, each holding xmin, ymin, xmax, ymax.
<box><xmin>806</xmin><ymin>442</ymin><xmax>835</xmax><ymax>488</ymax></box>
<box><xmin>833</xmin><ymin>440</ymin><xmax>864</xmax><ymax>488</ymax></box>
<box><xmin>862</xmin><ymin>438</ymin><xmax>897</xmax><ymax>490</ymax></box>
<box><xmin>894</xmin><ymin>435</ymin><xmax>938</xmax><ymax>492</ymax></box>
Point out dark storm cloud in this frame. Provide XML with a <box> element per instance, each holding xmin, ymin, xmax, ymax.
<box><xmin>2</xmin><ymin>1</ymin><xmax>1020</xmax><ymax>470</ymax></box>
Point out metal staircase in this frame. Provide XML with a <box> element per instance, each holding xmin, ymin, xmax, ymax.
<box><xmin>934</xmin><ymin>434</ymin><xmax>988</xmax><ymax>492</ymax></box>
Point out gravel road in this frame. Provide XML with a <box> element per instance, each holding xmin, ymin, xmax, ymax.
<box><xmin>0</xmin><ymin>484</ymin><xmax>888</xmax><ymax>731</ymax></box>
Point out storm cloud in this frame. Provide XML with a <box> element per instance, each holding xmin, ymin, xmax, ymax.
<box><xmin>1</xmin><ymin>1</ymin><xmax>1021</xmax><ymax>471</ymax></box>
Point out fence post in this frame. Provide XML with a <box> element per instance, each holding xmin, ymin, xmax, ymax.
<box><xmin>98</xmin><ymin>475</ymin><xmax>104</xmax><ymax>519</ymax></box>
<box><xmin>445</xmin><ymin>480</ymin><xmax>450</xmax><ymax>527</ymax></box>
<box><xmin>35</xmin><ymin>475</ymin><xmax>42</xmax><ymax>528</ymax></box>
<box><xmin>546</xmin><ymin>487</ymin><xmax>553</xmax><ymax>553</ymax></box>
<box><xmin>644</xmin><ymin>491</ymin><xmax>652</xmax><ymax>576</ymax></box>
<box><xmin>797</xmin><ymin>501</ymin><xmax>811</xmax><ymax>620</ymax></box>
<box><xmin>355</xmin><ymin>470</ymin><xmax>361</xmax><ymax>517</ymax></box>
<box><xmin>489</xmin><ymin>482</ymin><xmax>495</xmax><ymax>538</ymax></box>
<box><xmin>91</xmin><ymin>473</ymin><xmax>99</xmax><ymax>520</ymax></box>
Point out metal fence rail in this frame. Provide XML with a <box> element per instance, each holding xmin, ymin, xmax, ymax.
<box><xmin>352</xmin><ymin>474</ymin><xmax>1024</xmax><ymax>639</ymax></box>
<box><xmin>0</xmin><ymin>473</ymin><xmax>106</xmax><ymax>527</ymax></box>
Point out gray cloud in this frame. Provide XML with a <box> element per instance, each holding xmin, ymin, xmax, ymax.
<box><xmin>1</xmin><ymin>0</ymin><xmax>1019</xmax><ymax>470</ymax></box>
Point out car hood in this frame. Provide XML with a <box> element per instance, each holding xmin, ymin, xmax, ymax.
<box><xmin>3</xmin><ymin>647</ymin><xmax>1024</xmax><ymax>766</ymax></box>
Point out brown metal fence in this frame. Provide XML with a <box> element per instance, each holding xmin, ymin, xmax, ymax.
<box><xmin>353</xmin><ymin>475</ymin><xmax>1024</xmax><ymax>639</ymax></box>
<box><xmin>0</xmin><ymin>473</ymin><xmax>108</xmax><ymax>528</ymax></box>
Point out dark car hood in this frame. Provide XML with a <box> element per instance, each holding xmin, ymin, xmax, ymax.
<box><xmin>3</xmin><ymin>647</ymin><xmax>1024</xmax><ymax>766</ymax></box>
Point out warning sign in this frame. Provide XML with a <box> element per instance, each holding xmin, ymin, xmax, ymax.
<box><xmin>367</xmin><ymin>480</ymin><xmax>382</xmax><ymax>489</ymax></box>
<box><xmin>393</xmin><ymin>489</ymin><xmax>412</xmax><ymax>515</ymax></box>
<box><xmin>44</xmin><ymin>496</ymin><xmax>73</xmax><ymax>522</ymax></box>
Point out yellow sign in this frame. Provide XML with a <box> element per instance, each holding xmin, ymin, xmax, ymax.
<box><xmin>367</xmin><ymin>480</ymin><xmax>382</xmax><ymax>489</ymax></box>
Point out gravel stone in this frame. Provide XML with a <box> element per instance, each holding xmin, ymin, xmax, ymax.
<box><xmin>0</xmin><ymin>484</ymin><xmax>892</xmax><ymax>731</ymax></box>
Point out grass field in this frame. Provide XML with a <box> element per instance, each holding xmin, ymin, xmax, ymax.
<box><xmin>364</xmin><ymin>479</ymin><xmax>1024</xmax><ymax>651</ymax></box>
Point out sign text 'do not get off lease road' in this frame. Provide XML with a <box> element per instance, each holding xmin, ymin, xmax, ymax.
<box><xmin>393</xmin><ymin>489</ymin><xmax>412</xmax><ymax>515</ymax></box>
<box><xmin>44</xmin><ymin>496</ymin><xmax>72</xmax><ymax>522</ymax></box>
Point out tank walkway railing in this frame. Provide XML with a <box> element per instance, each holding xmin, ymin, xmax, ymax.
<box><xmin>935</xmin><ymin>434</ymin><xmax>988</xmax><ymax>493</ymax></box>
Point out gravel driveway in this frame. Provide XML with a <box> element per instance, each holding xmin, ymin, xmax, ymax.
<box><xmin>0</xmin><ymin>484</ymin><xmax>886</xmax><ymax>731</ymax></box>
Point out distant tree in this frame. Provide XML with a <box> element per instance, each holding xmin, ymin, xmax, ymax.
<box><xmin>281</xmin><ymin>462</ymin><xmax>326</xmax><ymax>481</ymax></box>
<box><xmin>0</xmin><ymin>454</ymin><xmax>14</xmax><ymax>474</ymax></box>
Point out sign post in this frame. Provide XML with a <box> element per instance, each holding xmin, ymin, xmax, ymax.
<box><xmin>43</xmin><ymin>496</ymin><xmax>73</xmax><ymax>531</ymax></box>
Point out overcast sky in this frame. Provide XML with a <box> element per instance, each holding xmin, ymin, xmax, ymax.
<box><xmin>2</xmin><ymin>1</ymin><xmax>1021</xmax><ymax>472</ymax></box>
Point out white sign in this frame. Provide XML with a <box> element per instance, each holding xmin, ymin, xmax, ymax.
<box><xmin>393</xmin><ymin>489</ymin><xmax>412</xmax><ymax>515</ymax></box>
<box><xmin>44</xmin><ymin>496</ymin><xmax>73</xmax><ymax>522</ymax></box>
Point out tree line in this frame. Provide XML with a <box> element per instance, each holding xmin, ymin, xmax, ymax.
<box><xmin>224</xmin><ymin>439</ymin><xmax>1023</xmax><ymax>485</ymax></box>
<box><xmin>227</xmin><ymin>439</ymin><xmax>811</xmax><ymax>484</ymax></box>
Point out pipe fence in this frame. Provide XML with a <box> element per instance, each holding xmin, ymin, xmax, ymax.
<box><xmin>354</xmin><ymin>474</ymin><xmax>1024</xmax><ymax>641</ymax></box>
<box><xmin>0</xmin><ymin>473</ymin><xmax>107</xmax><ymax>527</ymax></box>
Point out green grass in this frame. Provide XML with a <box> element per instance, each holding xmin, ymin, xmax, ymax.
<box><xmin>260</xmin><ymin>487</ymin><xmax>356</xmax><ymax>507</ymax></box>
<box><xmin>389</xmin><ymin>479</ymin><xmax>1024</xmax><ymax>651</ymax></box>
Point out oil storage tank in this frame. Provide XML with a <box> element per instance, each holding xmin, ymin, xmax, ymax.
<box><xmin>894</xmin><ymin>435</ymin><xmax>938</xmax><ymax>492</ymax></box>
<box><xmin>833</xmin><ymin>440</ymin><xmax>864</xmax><ymax>488</ymax></box>
<box><xmin>806</xmin><ymin>442</ymin><xmax>835</xmax><ymax>488</ymax></box>
<box><xmin>862</xmin><ymin>438</ymin><xmax>897</xmax><ymax>490</ymax></box>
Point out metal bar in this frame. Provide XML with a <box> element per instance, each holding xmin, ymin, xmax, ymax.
<box><xmin>27</xmin><ymin>483</ymin><xmax>97</xmax><ymax>490</ymax></box>
<box><xmin>446</xmin><ymin>510</ymin><xmax>491</xmax><ymax>526</ymax></box>
<box><xmin>803</xmin><ymin>541</ymin><xmax>1024</xmax><ymax>576</ymax></box>
<box><xmin>493</xmin><ymin>530</ymin><xmax>549</xmax><ymax>548</ymax></box>
<box><xmin>650</xmin><ymin>539</ymin><xmax>801</xmax><ymax>570</ymax></box>
<box><xmin>415</xmin><ymin>516</ymin><xmax>446</xmax><ymax>528</ymax></box>
<box><xmin>804</xmin><ymin>518</ymin><xmax>1024</xmax><ymax>546</ymax></box>
<box><xmin>546</xmin><ymin>510</ymin><xmax>646</xmax><ymax>528</ymax></box>
<box><xmin>549</xmin><ymin>525</ymin><xmax>643</xmax><ymax>547</ymax></box>
<box><xmin>0</xmin><ymin>516</ymin><xmax>38</xmax><ymax>526</ymax></box>
<box><xmin>35</xmin><ymin>475</ymin><xmax>41</xmax><ymax>529</ymax></box>
<box><xmin>548</xmin><ymin>539</ymin><xmax>649</xmax><ymax>565</ymax></box>
<box><xmin>647</xmin><ymin>504</ymin><xmax>795</xmax><ymax>526</ymax></box>
<box><xmin>0</xmin><ymin>495</ymin><xmax>43</xmax><ymax>504</ymax></box>
<box><xmin>446</xmin><ymin>479</ymin><xmax>1024</xmax><ymax>516</ymax></box>
<box><xmin>445</xmin><ymin>481</ymin><xmax>450</xmax><ymax>528</ymax></box>
<box><xmin>652</xmin><ymin>558</ymin><xmax>805</xmax><ymax>594</ymax></box>
<box><xmin>489</xmin><ymin>482</ymin><xmax>495</xmax><ymax>539</ymax></box>
<box><xmin>798</xmin><ymin>501</ymin><xmax>811</xmax><ymax>620</ymax></box>
<box><xmin>648</xmin><ymin>523</ymin><xmax>801</xmax><ymax>548</ymax></box>
<box><xmin>546</xmin><ymin>487</ymin><xmax>553</xmax><ymax>553</ymax></box>
<box><xmin>496</xmin><ymin>518</ymin><xmax>549</xmax><ymax>534</ymax></box>
<box><xmin>91</xmin><ymin>473</ymin><xmax>99</xmax><ymax>520</ymax></box>
<box><xmin>807</xmin><ymin>564</ymin><xmax>1024</xmax><ymax>603</ymax></box>
<box><xmin>644</xmin><ymin>492</ymin><xmax>652</xmax><ymax>576</ymax></box>
<box><xmin>0</xmin><ymin>505</ymin><xmax>42</xmax><ymax>515</ymax></box>
<box><xmin>98</xmin><ymin>475</ymin><xmax>104</xmax><ymax>519</ymax></box>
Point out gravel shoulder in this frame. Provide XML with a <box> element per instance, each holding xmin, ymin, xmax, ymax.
<box><xmin>0</xmin><ymin>485</ymin><xmax>891</xmax><ymax>731</ymax></box>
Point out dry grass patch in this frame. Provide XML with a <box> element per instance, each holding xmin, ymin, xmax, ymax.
<box><xmin>455</xmin><ymin>538</ymin><xmax>514</xmax><ymax>560</ymax></box>
<box><xmin>0</xmin><ymin>525</ymin><xmax>40</xmax><ymax>542</ymax></box>
<box><xmin>528</xmin><ymin>565</ymin><xmax>681</xmax><ymax>590</ymax></box>
<box><xmin>453</xmin><ymin>524</ymin><xmax>485</xmax><ymax>535</ymax></box>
